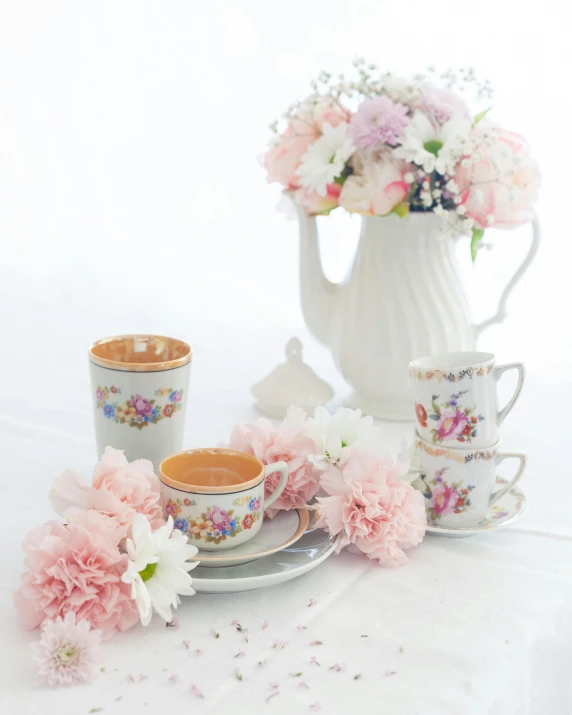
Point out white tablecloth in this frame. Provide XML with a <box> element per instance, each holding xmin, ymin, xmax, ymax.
<box><xmin>2</xmin><ymin>295</ymin><xmax>572</xmax><ymax>715</ymax></box>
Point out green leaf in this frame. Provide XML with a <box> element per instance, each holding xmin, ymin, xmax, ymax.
<box><xmin>473</xmin><ymin>107</ymin><xmax>491</xmax><ymax>125</ymax></box>
<box><xmin>471</xmin><ymin>228</ymin><xmax>485</xmax><ymax>262</ymax></box>
<box><xmin>423</xmin><ymin>140</ymin><xmax>443</xmax><ymax>156</ymax></box>
<box><xmin>432</xmin><ymin>401</ymin><xmax>441</xmax><ymax>417</ymax></box>
<box><xmin>392</xmin><ymin>201</ymin><xmax>409</xmax><ymax>218</ymax></box>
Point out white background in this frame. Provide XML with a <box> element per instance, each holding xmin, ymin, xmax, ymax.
<box><xmin>1</xmin><ymin>3</ymin><xmax>571</xmax><ymax>714</ymax></box>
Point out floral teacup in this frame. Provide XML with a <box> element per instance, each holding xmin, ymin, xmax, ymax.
<box><xmin>414</xmin><ymin>433</ymin><xmax>526</xmax><ymax>528</ymax></box>
<box><xmin>89</xmin><ymin>335</ymin><xmax>192</xmax><ymax>468</ymax></box>
<box><xmin>409</xmin><ymin>351</ymin><xmax>525</xmax><ymax>449</ymax></box>
<box><xmin>158</xmin><ymin>449</ymin><xmax>288</xmax><ymax>551</ymax></box>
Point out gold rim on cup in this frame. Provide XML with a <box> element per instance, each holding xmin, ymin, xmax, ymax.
<box><xmin>159</xmin><ymin>448</ymin><xmax>266</xmax><ymax>494</ymax></box>
<box><xmin>89</xmin><ymin>334</ymin><xmax>192</xmax><ymax>372</ymax></box>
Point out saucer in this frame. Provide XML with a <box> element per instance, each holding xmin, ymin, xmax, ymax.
<box><xmin>191</xmin><ymin>509</ymin><xmax>309</xmax><ymax>568</ymax></box>
<box><xmin>192</xmin><ymin>528</ymin><xmax>341</xmax><ymax>593</ymax></box>
<box><xmin>426</xmin><ymin>476</ymin><xmax>528</xmax><ymax>538</ymax></box>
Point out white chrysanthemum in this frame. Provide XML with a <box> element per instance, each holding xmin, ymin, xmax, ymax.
<box><xmin>295</xmin><ymin>122</ymin><xmax>355</xmax><ymax>197</ymax></box>
<box><xmin>31</xmin><ymin>612</ymin><xmax>101</xmax><ymax>687</ymax></box>
<box><xmin>122</xmin><ymin>515</ymin><xmax>199</xmax><ymax>626</ymax></box>
<box><xmin>394</xmin><ymin>112</ymin><xmax>471</xmax><ymax>175</ymax></box>
<box><xmin>307</xmin><ymin>406</ymin><xmax>384</xmax><ymax>469</ymax></box>
<box><xmin>396</xmin><ymin>439</ymin><xmax>422</xmax><ymax>484</ymax></box>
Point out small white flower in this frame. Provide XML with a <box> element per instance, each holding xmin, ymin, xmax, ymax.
<box><xmin>122</xmin><ymin>515</ymin><xmax>199</xmax><ymax>626</ymax></box>
<box><xmin>462</xmin><ymin>217</ymin><xmax>474</xmax><ymax>232</ymax></box>
<box><xmin>486</xmin><ymin>214</ymin><xmax>495</xmax><ymax>225</ymax></box>
<box><xmin>432</xmin><ymin>189</ymin><xmax>442</xmax><ymax>199</ymax></box>
<box><xmin>404</xmin><ymin>172</ymin><xmax>415</xmax><ymax>183</ymax></box>
<box><xmin>420</xmin><ymin>191</ymin><xmax>433</xmax><ymax>207</ymax></box>
<box><xmin>395</xmin><ymin>112</ymin><xmax>471</xmax><ymax>175</ymax></box>
<box><xmin>295</xmin><ymin>122</ymin><xmax>355</xmax><ymax>197</ymax></box>
<box><xmin>456</xmin><ymin>204</ymin><xmax>467</xmax><ymax>215</ymax></box>
<box><xmin>445</xmin><ymin>179</ymin><xmax>459</xmax><ymax>193</ymax></box>
<box><xmin>307</xmin><ymin>406</ymin><xmax>383</xmax><ymax>469</ymax></box>
<box><xmin>396</xmin><ymin>439</ymin><xmax>422</xmax><ymax>484</ymax></box>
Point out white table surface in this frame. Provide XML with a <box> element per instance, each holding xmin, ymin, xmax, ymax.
<box><xmin>1</xmin><ymin>291</ymin><xmax>571</xmax><ymax>715</ymax></box>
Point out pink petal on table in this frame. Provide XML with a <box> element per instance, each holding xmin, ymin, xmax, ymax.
<box><xmin>262</xmin><ymin>620</ymin><xmax>269</xmax><ymax>629</ymax></box>
<box><xmin>384</xmin><ymin>669</ymin><xmax>396</xmax><ymax>677</ymax></box>
<box><xmin>310</xmin><ymin>656</ymin><xmax>320</xmax><ymax>665</ymax></box>
<box><xmin>190</xmin><ymin>684</ymin><xmax>205</xmax><ymax>698</ymax></box>
<box><xmin>269</xmin><ymin>681</ymin><xmax>280</xmax><ymax>691</ymax></box>
<box><xmin>182</xmin><ymin>640</ymin><xmax>191</xmax><ymax>649</ymax></box>
<box><xmin>231</xmin><ymin>619</ymin><xmax>240</xmax><ymax>626</ymax></box>
<box><xmin>234</xmin><ymin>649</ymin><xmax>246</xmax><ymax>658</ymax></box>
<box><xmin>308</xmin><ymin>598</ymin><xmax>318</xmax><ymax>607</ymax></box>
<box><xmin>168</xmin><ymin>674</ymin><xmax>180</xmax><ymax>684</ymax></box>
<box><xmin>272</xmin><ymin>639</ymin><xmax>288</xmax><ymax>650</ymax></box>
<box><xmin>310</xmin><ymin>640</ymin><xmax>323</xmax><ymax>646</ymax></box>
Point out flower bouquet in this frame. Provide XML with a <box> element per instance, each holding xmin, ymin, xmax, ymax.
<box><xmin>262</xmin><ymin>59</ymin><xmax>540</xmax><ymax>259</ymax></box>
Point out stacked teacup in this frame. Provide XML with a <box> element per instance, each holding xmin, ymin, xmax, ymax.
<box><xmin>409</xmin><ymin>351</ymin><xmax>527</xmax><ymax>530</ymax></box>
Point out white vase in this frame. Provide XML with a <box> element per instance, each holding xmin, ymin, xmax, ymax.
<box><xmin>294</xmin><ymin>201</ymin><xmax>540</xmax><ymax>421</ymax></box>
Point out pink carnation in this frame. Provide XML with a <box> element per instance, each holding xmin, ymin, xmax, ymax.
<box><xmin>263</xmin><ymin>100</ymin><xmax>351</xmax><ymax>190</ymax></box>
<box><xmin>49</xmin><ymin>447</ymin><xmax>164</xmax><ymax>538</ymax></box>
<box><xmin>227</xmin><ymin>407</ymin><xmax>321</xmax><ymax>518</ymax></box>
<box><xmin>14</xmin><ymin>517</ymin><xmax>139</xmax><ymax>640</ymax></box>
<box><xmin>456</xmin><ymin>123</ymin><xmax>540</xmax><ymax>229</ymax></box>
<box><xmin>315</xmin><ymin>450</ymin><xmax>426</xmax><ymax>567</ymax></box>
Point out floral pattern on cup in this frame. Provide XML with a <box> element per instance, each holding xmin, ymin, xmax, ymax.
<box><xmin>165</xmin><ymin>497</ymin><xmax>197</xmax><ymax>520</ymax></box>
<box><xmin>479</xmin><ymin>505</ymin><xmax>510</xmax><ymax>525</ymax></box>
<box><xmin>416</xmin><ymin>391</ymin><xmax>484</xmax><ymax>444</ymax></box>
<box><xmin>184</xmin><ymin>505</ymin><xmax>262</xmax><ymax>545</ymax></box>
<box><xmin>421</xmin><ymin>467</ymin><xmax>476</xmax><ymax>523</ymax></box>
<box><xmin>233</xmin><ymin>495</ymin><xmax>261</xmax><ymax>511</ymax></box>
<box><xmin>96</xmin><ymin>387</ymin><xmax>184</xmax><ymax>431</ymax></box>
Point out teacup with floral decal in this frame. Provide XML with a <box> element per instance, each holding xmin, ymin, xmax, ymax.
<box><xmin>414</xmin><ymin>433</ymin><xmax>526</xmax><ymax>528</ymax></box>
<box><xmin>409</xmin><ymin>351</ymin><xmax>525</xmax><ymax>449</ymax></box>
<box><xmin>158</xmin><ymin>448</ymin><xmax>289</xmax><ymax>551</ymax></box>
<box><xmin>89</xmin><ymin>335</ymin><xmax>192</xmax><ymax>468</ymax></box>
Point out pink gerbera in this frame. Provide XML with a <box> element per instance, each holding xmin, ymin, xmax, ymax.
<box><xmin>349</xmin><ymin>96</ymin><xmax>409</xmax><ymax>149</ymax></box>
<box><xmin>436</xmin><ymin>410</ymin><xmax>469</xmax><ymax>441</ymax></box>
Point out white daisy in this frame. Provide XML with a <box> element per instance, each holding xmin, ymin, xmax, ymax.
<box><xmin>295</xmin><ymin>122</ymin><xmax>355</xmax><ymax>197</ymax></box>
<box><xmin>394</xmin><ymin>112</ymin><xmax>471</xmax><ymax>175</ymax></box>
<box><xmin>307</xmin><ymin>406</ymin><xmax>384</xmax><ymax>469</ymax></box>
<box><xmin>122</xmin><ymin>514</ymin><xmax>199</xmax><ymax>626</ymax></box>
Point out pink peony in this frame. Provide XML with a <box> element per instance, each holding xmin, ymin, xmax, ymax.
<box><xmin>429</xmin><ymin>483</ymin><xmax>459</xmax><ymax>517</ymax></box>
<box><xmin>131</xmin><ymin>395</ymin><xmax>153</xmax><ymax>416</ymax></box>
<box><xmin>420</xmin><ymin>85</ymin><xmax>469</xmax><ymax>125</ymax></box>
<box><xmin>297</xmin><ymin>182</ymin><xmax>341</xmax><ymax>215</ymax></box>
<box><xmin>263</xmin><ymin>100</ymin><xmax>351</xmax><ymax>189</ymax></box>
<box><xmin>339</xmin><ymin>154</ymin><xmax>409</xmax><ymax>216</ymax></box>
<box><xmin>15</xmin><ymin>517</ymin><xmax>139</xmax><ymax>639</ymax></box>
<box><xmin>435</xmin><ymin>409</ymin><xmax>469</xmax><ymax>441</ymax></box>
<box><xmin>50</xmin><ymin>447</ymin><xmax>164</xmax><ymax>537</ymax></box>
<box><xmin>314</xmin><ymin>450</ymin><xmax>426</xmax><ymax>567</ymax></box>
<box><xmin>226</xmin><ymin>407</ymin><xmax>321</xmax><ymax>518</ymax></box>
<box><xmin>31</xmin><ymin>611</ymin><xmax>101</xmax><ymax>687</ymax></box>
<box><xmin>349</xmin><ymin>96</ymin><xmax>409</xmax><ymax>149</ymax></box>
<box><xmin>456</xmin><ymin>123</ymin><xmax>540</xmax><ymax>229</ymax></box>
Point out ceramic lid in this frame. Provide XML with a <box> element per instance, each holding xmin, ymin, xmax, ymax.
<box><xmin>251</xmin><ymin>338</ymin><xmax>334</xmax><ymax>418</ymax></box>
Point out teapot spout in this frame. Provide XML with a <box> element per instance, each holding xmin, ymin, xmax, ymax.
<box><xmin>290</xmin><ymin>194</ymin><xmax>337</xmax><ymax>346</ymax></box>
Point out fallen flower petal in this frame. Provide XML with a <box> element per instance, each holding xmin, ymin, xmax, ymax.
<box><xmin>310</xmin><ymin>656</ymin><xmax>320</xmax><ymax>666</ymax></box>
<box><xmin>190</xmin><ymin>684</ymin><xmax>205</xmax><ymax>698</ymax></box>
<box><xmin>168</xmin><ymin>674</ymin><xmax>180</xmax><ymax>684</ymax></box>
<box><xmin>328</xmin><ymin>662</ymin><xmax>346</xmax><ymax>672</ymax></box>
<box><xmin>269</xmin><ymin>681</ymin><xmax>280</xmax><ymax>691</ymax></box>
<box><xmin>310</xmin><ymin>640</ymin><xmax>323</xmax><ymax>646</ymax></box>
<box><xmin>210</xmin><ymin>629</ymin><xmax>220</xmax><ymax>639</ymax></box>
<box><xmin>298</xmin><ymin>681</ymin><xmax>310</xmax><ymax>689</ymax></box>
<box><xmin>231</xmin><ymin>619</ymin><xmax>240</xmax><ymax>626</ymax></box>
<box><xmin>296</xmin><ymin>624</ymin><xmax>308</xmax><ymax>632</ymax></box>
<box><xmin>308</xmin><ymin>598</ymin><xmax>318</xmax><ymax>607</ymax></box>
<box><xmin>290</xmin><ymin>672</ymin><xmax>303</xmax><ymax>677</ymax></box>
<box><xmin>182</xmin><ymin>640</ymin><xmax>191</xmax><ymax>649</ymax></box>
<box><xmin>166</xmin><ymin>619</ymin><xmax>179</xmax><ymax>629</ymax></box>
<box><xmin>384</xmin><ymin>669</ymin><xmax>396</xmax><ymax>677</ymax></box>
<box><xmin>235</xmin><ymin>669</ymin><xmax>244</xmax><ymax>681</ymax></box>
<box><xmin>193</xmin><ymin>648</ymin><xmax>203</xmax><ymax>656</ymax></box>
<box><xmin>262</xmin><ymin>620</ymin><xmax>269</xmax><ymax>629</ymax></box>
<box><xmin>272</xmin><ymin>639</ymin><xmax>288</xmax><ymax>650</ymax></box>
<box><xmin>234</xmin><ymin>649</ymin><xmax>246</xmax><ymax>658</ymax></box>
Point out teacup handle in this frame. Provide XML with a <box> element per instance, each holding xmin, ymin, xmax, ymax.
<box><xmin>263</xmin><ymin>461</ymin><xmax>289</xmax><ymax>511</ymax></box>
<box><xmin>490</xmin><ymin>452</ymin><xmax>527</xmax><ymax>506</ymax></box>
<box><xmin>495</xmin><ymin>363</ymin><xmax>525</xmax><ymax>425</ymax></box>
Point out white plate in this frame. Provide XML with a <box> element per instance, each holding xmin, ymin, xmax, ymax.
<box><xmin>191</xmin><ymin>509</ymin><xmax>309</xmax><ymax>568</ymax></box>
<box><xmin>192</xmin><ymin>529</ymin><xmax>341</xmax><ymax>593</ymax></box>
<box><xmin>426</xmin><ymin>477</ymin><xmax>528</xmax><ymax>538</ymax></box>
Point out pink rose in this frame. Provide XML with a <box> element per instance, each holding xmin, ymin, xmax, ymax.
<box><xmin>50</xmin><ymin>448</ymin><xmax>164</xmax><ymax>537</ymax></box>
<box><xmin>226</xmin><ymin>407</ymin><xmax>321</xmax><ymax>519</ymax></box>
<box><xmin>297</xmin><ymin>182</ymin><xmax>341</xmax><ymax>215</ymax></box>
<box><xmin>14</xmin><ymin>518</ymin><xmax>139</xmax><ymax>640</ymax></box>
<box><xmin>315</xmin><ymin>450</ymin><xmax>426</xmax><ymax>567</ymax></box>
<box><xmin>263</xmin><ymin>100</ymin><xmax>351</xmax><ymax>189</ymax></box>
<box><xmin>435</xmin><ymin>410</ymin><xmax>468</xmax><ymax>441</ymax></box>
<box><xmin>429</xmin><ymin>483</ymin><xmax>459</xmax><ymax>517</ymax></box>
<box><xmin>131</xmin><ymin>395</ymin><xmax>153</xmax><ymax>416</ymax></box>
<box><xmin>208</xmin><ymin>507</ymin><xmax>229</xmax><ymax>528</ymax></box>
<box><xmin>96</xmin><ymin>389</ymin><xmax>105</xmax><ymax>401</ymax></box>
<box><xmin>339</xmin><ymin>154</ymin><xmax>409</xmax><ymax>216</ymax></box>
<box><xmin>456</xmin><ymin>123</ymin><xmax>540</xmax><ymax>229</ymax></box>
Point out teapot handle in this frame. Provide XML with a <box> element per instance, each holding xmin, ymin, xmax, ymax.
<box><xmin>474</xmin><ymin>215</ymin><xmax>540</xmax><ymax>341</ymax></box>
